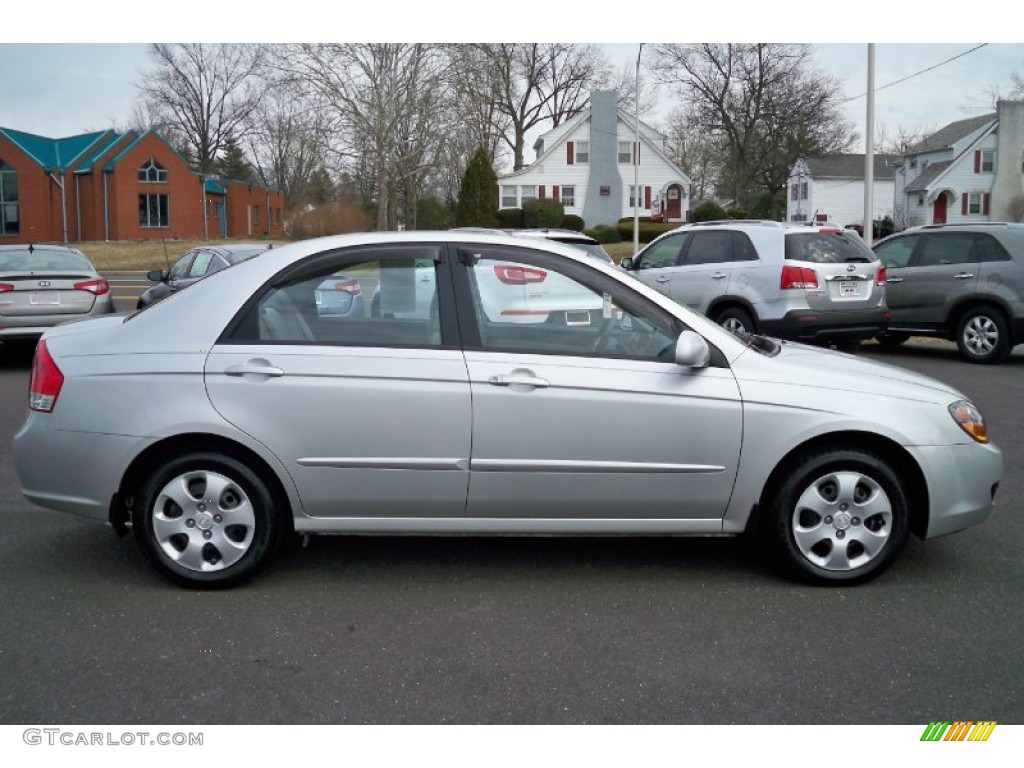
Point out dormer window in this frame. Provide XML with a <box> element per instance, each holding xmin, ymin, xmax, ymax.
<box><xmin>138</xmin><ymin>158</ymin><xmax>168</xmax><ymax>183</ymax></box>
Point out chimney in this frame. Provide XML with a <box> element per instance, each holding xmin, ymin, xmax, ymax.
<box><xmin>581</xmin><ymin>90</ymin><xmax>623</xmax><ymax>227</ymax></box>
<box><xmin>989</xmin><ymin>100</ymin><xmax>1024</xmax><ymax>221</ymax></box>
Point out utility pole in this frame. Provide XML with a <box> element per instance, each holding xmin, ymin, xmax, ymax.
<box><xmin>633</xmin><ymin>43</ymin><xmax>643</xmax><ymax>256</ymax></box>
<box><xmin>864</xmin><ymin>44</ymin><xmax>875</xmax><ymax>247</ymax></box>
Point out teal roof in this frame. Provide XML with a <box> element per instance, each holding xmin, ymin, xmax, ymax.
<box><xmin>204</xmin><ymin>179</ymin><xmax>227</xmax><ymax>194</ymax></box>
<box><xmin>0</xmin><ymin>127</ymin><xmax>109</xmax><ymax>170</ymax></box>
<box><xmin>75</xmin><ymin>132</ymin><xmax>130</xmax><ymax>173</ymax></box>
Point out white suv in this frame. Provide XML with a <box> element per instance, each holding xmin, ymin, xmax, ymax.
<box><xmin>621</xmin><ymin>220</ymin><xmax>888</xmax><ymax>346</ymax></box>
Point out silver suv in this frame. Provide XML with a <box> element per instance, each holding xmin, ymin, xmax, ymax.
<box><xmin>872</xmin><ymin>223</ymin><xmax>1024</xmax><ymax>364</ymax></box>
<box><xmin>621</xmin><ymin>220</ymin><xmax>887</xmax><ymax>347</ymax></box>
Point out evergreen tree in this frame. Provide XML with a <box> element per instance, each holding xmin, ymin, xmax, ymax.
<box><xmin>217</xmin><ymin>137</ymin><xmax>254</xmax><ymax>182</ymax></box>
<box><xmin>455</xmin><ymin>147</ymin><xmax>499</xmax><ymax>228</ymax></box>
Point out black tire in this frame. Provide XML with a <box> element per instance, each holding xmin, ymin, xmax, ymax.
<box><xmin>833</xmin><ymin>340</ymin><xmax>861</xmax><ymax>354</ymax></box>
<box><xmin>875</xmin><ymin>332</ymin><xmax>909</xmax><ymax>348</ymax></box>
<box><xmin>763</xmin><ymin>447</ymin><xmax>910</xmax><ymax>585</ymax></box>
<box><xmin>133</xmin><ymin>452</ymin><xmax>281</xmax><ymax>588</ymax></box>
<box><xmin>715</xmin><ymin>306</ymin><xmax>755</xmax><ymax>334</ymax></box>
<box><xmin>956</xmin><ymin>307</ymin><xmax>1011</xmax><ymax>364</ymax></box>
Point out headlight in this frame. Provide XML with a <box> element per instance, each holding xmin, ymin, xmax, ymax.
<box><xmin>948</xmin><ymin>400</ymin><xmax>988</xmax><ymax>443</ymax></box>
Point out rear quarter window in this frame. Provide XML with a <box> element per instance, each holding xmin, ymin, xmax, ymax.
<box><xmin>785</xmin><ymin>232</ymin><xmax>875</xmax><ymax>264</ymax></box>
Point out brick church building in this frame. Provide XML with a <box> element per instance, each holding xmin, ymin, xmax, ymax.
<box><xmin>0</xmin><ymin>126</ymin><xmax>284</xmax><ymax>244</ymax></box>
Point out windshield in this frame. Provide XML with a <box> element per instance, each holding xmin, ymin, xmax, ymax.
<box><xmin>558</xmin><ymin>241</ymin><xmax>613</xmax><ymax>263</ymax></box>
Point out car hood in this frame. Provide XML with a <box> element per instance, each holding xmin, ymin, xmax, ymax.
<box><xmin>731</xmin><ymin>339</ymin><xmax>964</xmax><ymax>406</ymax></box>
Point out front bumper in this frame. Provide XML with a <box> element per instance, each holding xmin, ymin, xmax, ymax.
<box><xmin>908</xmin><ymin>441</ymin><xmax>1002</xmax><ymax>539</ymax></box>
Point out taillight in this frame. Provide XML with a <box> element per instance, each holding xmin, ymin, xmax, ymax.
<box><xmin>29</xmin><ymin>340</ymin><xmax>64</xmax><ymax>412</ymax></box>
<box><xmin>780</xmin><ymin>264</ymin><xmax>818</xmax><ymax>289</ymax></box>
<box><xmin>73</xmin><ymin>278</ymin><xmax>110</xmax><ymax>295</ymax></box>
<box><xmin>494</xmin><ymin>265</ymin><xmax>547</xmax><ymax>285</ymax></box>
<box><xmin>875</xmin><ymin>265</ymin><xmax>887</xmax><ymax>286</ymax></box>
<box><xmin>0</xmin><ymin>283</ymin><xmax>13</xmax><ymax>292</ymax></box>
<box><xmin>333</xmin><ymin>279</ymin><xmax>361</xmax><ymax>296</ymax></box>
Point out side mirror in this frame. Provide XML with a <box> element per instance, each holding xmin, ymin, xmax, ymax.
<box><xmin>146</xmin><ymin>269</ymin><xmax>165</xmax><ymax>282</ymax></box>
<box><xmin>619</xmin><ymin>256</ymin><xmax>633</xmax><ymax>271</ymax></box>
<box><xmin>674</xmin><ymin>330</ymin><xmax>711</xmax><ymax>369</ymax></box>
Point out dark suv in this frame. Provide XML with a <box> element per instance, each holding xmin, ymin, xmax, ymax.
<box><xmin>872</xmin><ymin>223</ymin><xmax>1024</xmax><ymax>363</ymax></box>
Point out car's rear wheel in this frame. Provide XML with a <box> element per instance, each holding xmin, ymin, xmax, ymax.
<box><xmin>764</xmin><ymin>447</ymin><xmax>909</xmax><ymax>585</ymax></box>
<box><xmin>715</xmin><ymin>307</ymin><xmax>755</xmax><ymax>334</ymax></box>
<box><xmin>956</xmin><ymin>307</ymin><xmax>1011</xmax><ymax>364</ymax></box>
<box><xmin>134</xmin><ymin>452</ymin><xmax>280</xmax><ymax>588</ymax></box>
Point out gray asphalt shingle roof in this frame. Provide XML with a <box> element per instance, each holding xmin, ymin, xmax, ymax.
<box><xmin>804</xmin><ymin>154</ymin><xmax>899</xmax><ymax>180</ymax></box>
<box><xmin>907</xmin><ymin>113</ymin><xmax>996</xmax><ymax>154</ymax></box>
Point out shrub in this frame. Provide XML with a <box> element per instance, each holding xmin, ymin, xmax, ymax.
<box><xmin>561</xmin><ymin>214</ymin><xmax>585</xmax><ymax>231</ymax></box>
<box><xmin>522</xmin><ymin>198</ymin><xmax>565</xmax><ymax>228</ymax></box>
<box><xmin>415</xmin><ymin>195</ymin><xmax>455</xmax><ymax>230</ymax></box>
<box><xmin>615</xmin><ymin>221</ymin><xmax>678</xmax><ymax>243</ymax></box>
<box><xmin>496</xmin><ymin>207</ymin><xmax>523</xmax><ymax>229</ymax></box>
<box><xmin>585</xmin><ymin>224</ymin><xmax>622</xmax><ymax>244</ymax></box>
<box><xmin>725</xmin><ymin>206</ymin><xmax>747</xmax><ymax>219</ymax></box>
<box><xmin>691</xmin><ymin>199</ymin><xmax>728</xmax><ymax>222</ymax></box>
<box><xmin>288</xmin><ymin>198</ymin><xmax>373</xmax><ymax>239</ymax></box>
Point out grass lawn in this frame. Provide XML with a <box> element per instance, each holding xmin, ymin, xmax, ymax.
<box><xmin>71</xmin><ymin>238</ymin><xmax>288</xmax><ymax>273</ymax></box>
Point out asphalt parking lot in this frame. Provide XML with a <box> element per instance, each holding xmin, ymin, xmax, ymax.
<box><xmin>1</xmin><ymin>291</ymin><xmax>1022</xmax><ymax>725</ymax></box>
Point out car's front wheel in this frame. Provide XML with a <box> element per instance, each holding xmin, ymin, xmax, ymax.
<box><xmin>134</xmin><ymin>452</ymin><xmax>281</xmax><ymax>588</ymax></box>
<box><xmin>764</xmin><ymin>447</ymin><xmax>909</xmax><ymax>585</ymax></box>
<box><xmin>956</xmin><ymin>306</ymin><xmax>1011</xmax><ymax>364</ymax></box>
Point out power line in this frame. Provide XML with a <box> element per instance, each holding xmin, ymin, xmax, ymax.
<box><xmin>841</xmin><ymin>44</ymin><xmax>989</xmax><ymax>103</ymax></box>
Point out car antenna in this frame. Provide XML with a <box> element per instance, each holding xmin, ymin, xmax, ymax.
<box><xmin>161</xmin><ymin>236</ymin><xmax>171</xmax><ymax>272</ymax></box>
<box><xmin>28</xmin><ymin>243</ymin><xmax>34</xmax><ymax>254</ymax></box>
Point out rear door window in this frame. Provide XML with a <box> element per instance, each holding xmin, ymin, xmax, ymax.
<box><xmin>914</xmin><ymin>234</ymin><xmax>977</xmax><ymax>267</ymax></box>
<box><xmin>682</xmin><ymin>231</ymin><xmax>733</xmax><ymax>265</ymax></box>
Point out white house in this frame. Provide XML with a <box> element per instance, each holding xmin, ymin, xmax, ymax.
<box><xmin>498</xmin><ymin>90</ymin><xmax>691</xmax><ymax>227</ymax></box>
<box><xmin>786</xmin><ymin>154</ymin><xmax>898</xmax><ymax>226</ymax></box>
<box><xmin>894</xmin><ymin>100</ymin><xmax>1024</xmax><ymax>228</ymax></box>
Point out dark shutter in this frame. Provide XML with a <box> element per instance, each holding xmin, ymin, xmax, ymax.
<box><xmin>983</xmin><ymin>193</ymin><xmax>991</xmax><ymax>215</ymax></box>
<box><xmin>566</xmin><ymin>142</ymin><xmax>574</xmax><ymax>165</ymax></box>
<box><xmin>552</xmin><ymin>185</ymin><xmax>560</xmax><ymax>201</ymax></box>
<box><xmin>962</xmin><ymin>194</ymin><xmax>969</xmax><ymax>215</ymax></box>
<box><xmin>539</xmin><ymin>185</ymin><xmax>545</xmax><ymax>199</ymax></box>
<box><xmin>974</xmin><ymin>150</ymin><xmax>981</xmax><ymax>173</ymax></box>
<box><xmin>644</xmin><ymin>186</ymin><xmax>651</xmax><ymax>208</ymax></box>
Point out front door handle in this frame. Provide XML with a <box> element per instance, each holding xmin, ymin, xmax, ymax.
<box><xmin>711</xmin><ymin>272</ymin><xmax>727</xmax><ymax>280</ymax></box>
<box><xmin>655</xmin><ymin>276</ymin><xmax>670</xmax><ymax>283</ymax></box>
<box><xmin>954</xmin><ymin>272</ymin><xmax>975</xmax><ymax>280</ymax></box>
<box><xmin>224</xmin><ymin>361</ymin><xmax>284</xmax><ymax>378</ymax></box>
<box><xmin>488</xmin><ymin>374</ymin><xmax>550</xmax><ymax>389</ymax></box>
<box><xmin>886</xmin><ymin>277</ymin><xmax>904</xmax><ymax>284</ymax></box>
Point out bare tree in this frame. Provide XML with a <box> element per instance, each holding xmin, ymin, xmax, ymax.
<box><xmin>653</xmin><ymin>43</ymin><xmax>854</xmax><ymax>216</ymax></box>
<box><xmin>661</xmin><ymin>105</ymin><xmax>722</xmax><ymax>202</ymax></box>
<box><xmin>875</xmin><ymin>123</ymin><xmax>937</xmax><ymax>156</ymax></box>
<box><xmin>272</xmin><ymin>43</ymin><xmax>451</xmax><ymax>230</ymax></box>
<box><xmin>243</xmin><ymin>85</ymin><xmax>334</xmax><ymax>212</ymax></box>
<box><xmin>472</xmin><ymin>43</ymin><xmax>608</xmax><ymax>170</ymax></box>
<box><xmin>137</xmin><ymin>43</ymin><xmax>268</xmax><ymax>173</ymax></box>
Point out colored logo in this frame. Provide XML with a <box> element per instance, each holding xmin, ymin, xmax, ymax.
<box><xmin>920</xmin><ymin>721</ymin><xmax>997</xmax><ymax>741</ymax></box>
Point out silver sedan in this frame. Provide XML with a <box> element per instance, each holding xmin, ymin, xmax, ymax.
<box><xmin>0</xmin><ymin>243</ymin><xmax>115</xmax><ymax>342</ymax></box>
<box><xmin>13</xmin><ymin>231</ymin><xmax>1002</xmax><ymax>588</ymax></box>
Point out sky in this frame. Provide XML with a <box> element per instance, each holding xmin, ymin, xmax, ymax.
<box><xmin>1</xmin><ymin>4</ymin><xmax>1022</xmax><ymax>152</ymax></box>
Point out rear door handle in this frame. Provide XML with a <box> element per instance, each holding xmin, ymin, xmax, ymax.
<box><xmin>711</xmin><ymin>272</ymin><xmax>727</xmax><ymax>280</ymax></box>
<box><xmin>954</xmin><ymin>272</ymin><xmax>975</xmax><ymax>280</ymax></box>
<box><xmin>886</xmin><ymin>277</ymin><xmax>904</xmax><ymax>283</ymax></box>
<box><xmin>655</xmin><ymin>276</ymin><xmax>670</xmax><ymax>283</ymax></box>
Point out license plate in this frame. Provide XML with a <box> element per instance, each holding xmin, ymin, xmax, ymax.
<box><xmin>30</xmin><ymin>291</ymin><xmax>60</xmax><ymax>306</ymax></box>
<box><xmin>839</xmin><ymin>281</ymin><xmax>860</xmax><ymax>297</ymax></box>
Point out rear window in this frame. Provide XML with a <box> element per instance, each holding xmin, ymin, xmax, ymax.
<box><xmin>785</xmin><ymin>232</ymin><xmax>875</xmax><ymax>264</ymax></box>
<box><xmin>0</xmin><ymin>249</ymin><xmax>93</xmax><ymax>271</ymax></box>
<box><xmin>225</xmin><ymin>247</ymin><xmax>268</xmax><ymax>264</ymax></box>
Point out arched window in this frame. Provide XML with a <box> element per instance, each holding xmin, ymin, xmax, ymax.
<box><xmin>0</xmin><ymin>159</ymin><xmax>18</xmax><ymax>236</ymax></box>
<box><xmin>138</xmin><ymin>158</ymin><xmax>168</xmax><ymax>183</ymax></box>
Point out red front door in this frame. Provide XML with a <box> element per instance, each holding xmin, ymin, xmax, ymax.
<box><xmin>933</xmin><ymin>194</ymin><xmax>947</xmax><ymax>224</ymax></box>
<box><xmin>665</xmin><ymin>185</ymin><xmax>682</xmax><ymax>220</ymax></box>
